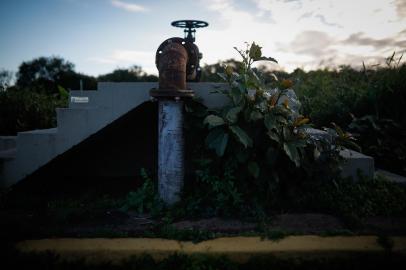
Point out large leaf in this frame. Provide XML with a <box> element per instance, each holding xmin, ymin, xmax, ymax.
<box><xmin>282</xmin><ymin>126</ymin><xmax>292</xmax><ymax>140</ymax></box>
<box><xmin>248</xmin><ymin>161</ymin><xmax>260</xmax><ymax>178</ymax></box>
<box><xmin>283</xmin><ymin>142</ymin><xmax>300</xmax><ymax>167</ymax></box>
<box><xmin>253</xmin><ymin>56</ymin><xmax>278</xmax><ymax>63</ymax></box>
<box><xmin>229</xmin><ymin>125</ymin><xmax>253</xmax><ymax>148</ymax></box>
<box><xmin>250</xmin><ymin>110</ymin><xmax>263</xmax><ymax>121</ymax></box>
<box><xmin>264</xmin><ymin>114</ymin><xmax>276</xmax><ymax>130</ymax></box>
<box><xmin>226</xmin><ymin>106</ymin><xmax>242</xmax><ymax>124</ymax></box>
<box><xmin>205</xmin><ymin>128</ymin><xmax>229</xmax><ymax>156</ymax></box>
<box><xmin>58</xmin><ymin>85</ymin><xmax>69</xmax><ymax>99</ymax></box>
<box><xmin>293</xmin><ymin>117</ymin><xmax>310</xmax><ymax>127</ymax></box>
<box><xmin>203</xmin><ymin>115</ymin><xmax>225</xmax><ymax>129</ymax></box>
<box><xmin>267</xmin><ymin>130</ymin><xmax>280</xmax><ymax>143</ymax></box>
<box><xmin>230</xmin><ymin>87</ymin><xmax>243</xmax><ymax>105</ymax></box>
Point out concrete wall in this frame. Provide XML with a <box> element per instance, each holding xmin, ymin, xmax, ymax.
<box><xmin>0</xmin><ymin>82</ymin><xmax>229</xmax><ymax>187</ymax></box>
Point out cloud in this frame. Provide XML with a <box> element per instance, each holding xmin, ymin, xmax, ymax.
<box><xmin>111</xmin><ymin>0</ymin><xmax>147</xmax><ymax>13</ymax></box>
<box><xmin>280</xmin><ymin>30</ymin><xmax>337</xmax><ymax>57</ymax></box>
<box><xmin>205</xmin><ymin>0</ymin><xmax>233</xmax><ymax>10</ymax></box>
<box><xmin>314</xmin><ymin>14</ymin><xmax>343</xmax><ymax>28</ymax></box>
<box><xmin>88</xmin><ymin>49</ymin><xmax>156</xmax><ymax>74</ymax></box>
<box><xmin>395</xmin><ymin>0</ymin><xmax>406</xmax><ymax>18</ymax></box>
<box><xmin>342</xmin><ymin>32</ymin><xmax>406</xmax><ymax>50</ymax></box>
<box><xmin>198</xmin><ymin>0</ymin><xmax>405</xmax><ymax>71</ymax></box>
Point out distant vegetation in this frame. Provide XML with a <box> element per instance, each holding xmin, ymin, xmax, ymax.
<box><xmin>0</xmin><ymin>52</ymin><xmax>405</xmax><ymax>175</ymax></box>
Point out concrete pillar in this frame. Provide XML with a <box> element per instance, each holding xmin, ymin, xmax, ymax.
<box><xmin>158</xmin><ymin>99</ymin><xmax>184</xmax><ymax>205</ymax></box>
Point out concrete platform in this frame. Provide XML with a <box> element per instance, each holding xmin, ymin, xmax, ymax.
<box><xmin>376</xmin><ymin>169</ymin><xmax>406</xmax><ymax>186</ymax></box>
<box><xmin>15</xmin><ymin>236</ymin><xmax>406</xmax><ymax>264</ymax></box>
<box><xmin>0</xmin><ymin>148</ymin><xmax>16</xmax><ymax>160</ymax></box>
<box><xmin>340</xmin><ymin>149</ymin><xmax>374</xmax><ymax>180</ymax></box>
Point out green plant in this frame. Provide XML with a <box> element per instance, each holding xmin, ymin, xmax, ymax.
<box><xmin>0</xmin><ymin>86</ymin><xmax>68</xmax><ymax>135</ymax></box>
<box><xmin>203</xmin><ymin>43</ymin><xmax>313</xmax><ymax>176</ymax></box>
<box><xmin>179</xmin><ymin>42</ymin><xmax>361</xmax><ymax>218</ymax></box>
<box><xmin>120</xmin><ymin>168</ymin><xmax>163</xmax><ymax>215</ymax></box>
<box><xmin>194</xmin><ymin>159</ymin><xmax>243</xmax><ymax>216</ymax></box>
<box><xmin>299</xmin><ymin>174</ymin><xmax>406</xmax><ymax>219</ymax></box>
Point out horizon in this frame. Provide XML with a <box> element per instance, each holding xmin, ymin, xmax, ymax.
<box><xmin>1</xmin><ymin>0</ymin><xmax>405</xmax><ymax>77</ymax></box>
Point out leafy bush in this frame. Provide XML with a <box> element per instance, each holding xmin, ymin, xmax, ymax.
<box><xmin>179</xmin><ymin>42</ymin><xmax>355</xmax><ymax>217</ymax></box>
<box><xmin>0</xmin><ymin>86</ymin><xmax>68</xmax><ymax>135</ymax></box>
<box><xmin>297</xmin><ymin>175</ymin><xmax>406</xmax><ymax>220</ymax></box>
<box><xmin>120</xmin><ymin>168</ymin><xmax>163</xmax><ymax>216</ymax></box>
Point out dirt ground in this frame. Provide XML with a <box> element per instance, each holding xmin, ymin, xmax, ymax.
<box><xmin>1</xmin><ymin>208</ymin><xmax>406</xmax><ymax>241</ymax></box>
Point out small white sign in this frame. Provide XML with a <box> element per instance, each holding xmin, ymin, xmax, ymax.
<box><xmin>71</xmin><ymin>96</ymin><xmax>89</xmax><ymax>103</ymax></box>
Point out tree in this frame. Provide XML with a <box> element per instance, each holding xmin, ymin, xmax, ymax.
<box><xmin>16</xmin><ymin>56</ymin><xmax>97</xmax><ymax>93</ymax></box>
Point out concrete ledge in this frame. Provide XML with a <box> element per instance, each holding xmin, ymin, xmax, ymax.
<box><xmin>376</xmin><ymin>169</ymin><xmax>406</xmax><ymax>186</ymax></box>
<box><xmin>0</xmin><ymin>136</ymin><xmax>16</xmax><ymax>151</ymax></box>
<box><xmin>15</xmin><ymin>236</ymin><xmax>406</xmax><ymax>264</ymax></box>
<box><xmin>340</xmin><ymin>149</ymin><xmax>374</xmax><ymax>180</ymax></box>
<box><xmin>0</xmin><ymin>148</ymin><xmax>16</xmax><ymax>160</ymax></box>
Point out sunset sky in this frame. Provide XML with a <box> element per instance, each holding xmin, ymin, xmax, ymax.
<box><xmin>1</xmin><ymin>0</ymin><xmax>405</xmax><ymax>76</ymax></box>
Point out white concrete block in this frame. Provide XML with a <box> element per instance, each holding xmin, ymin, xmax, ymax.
<box><xmin>340</xmin><ymin>149</ymin><xmax>375</xmax><ymax>180</ymax></box>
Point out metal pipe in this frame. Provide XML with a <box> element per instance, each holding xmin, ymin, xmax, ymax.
<box><xmin>157</xmin><ymin>42</ymin><xmax>188</xmax><ymax>91</ymax></box>
<box><xmin>151</xmin><ymin>40</ymin><xmax>192</xmax><ymax>205</ymax></box>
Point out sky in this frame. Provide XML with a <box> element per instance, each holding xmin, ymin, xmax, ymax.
<box><xmin>1</xmin><ymin>0</ymin><xmax>405</xmax><ymax>77</ymax></box>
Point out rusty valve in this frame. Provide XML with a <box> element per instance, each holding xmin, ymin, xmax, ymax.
<box><xmin>158</xmin><ymin>42</ymin><xmax>188</xmax><ymax>90</ymax></box>
<box><xmin>150</xmin><ymin>20</ymin><xmax>208</xmax><ymax>98</ymax></box>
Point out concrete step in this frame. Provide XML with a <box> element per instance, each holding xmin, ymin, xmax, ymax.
<box><xmin>0</xmin><ymin>148</ymin><xmax>16</xmax><ymax>160</ymax></box>
<box><xmin>0</xmin><ymin>136</ymin><xmax>16</xmax><ymax>151</ymax></box>
<box><xmin>15</xmin><ymin>128</ymin><xmax>58</xmax><ymax>166</ymax></box>
<box><xmin>1</xmin><ymin>128</ymin><xmax>58</xmax><ymax>186</ymax></box>
<box><xmin>56</xmin><ymin>107</ymin><xmax>113</xmax><ymax>153</ymax></box>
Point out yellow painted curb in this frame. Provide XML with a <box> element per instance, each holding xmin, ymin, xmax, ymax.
<box><xmin>15</xmin><ymin>236</ymin><xmax>406</xmax><ymax>264</ymax></box>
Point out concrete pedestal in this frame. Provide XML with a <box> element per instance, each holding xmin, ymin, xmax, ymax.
<box><xmin>158</xmin><ymin>100</ymin><xmax>184</xmax><ymax>205</ymax></box>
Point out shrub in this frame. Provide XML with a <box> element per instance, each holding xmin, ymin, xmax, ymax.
<box><xmin>0</xmin><ymin>86</ymin><xmax>68</xmax><ymax>135</ymax></box>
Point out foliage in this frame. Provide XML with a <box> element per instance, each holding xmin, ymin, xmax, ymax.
<box><xmin>294</xmin><ymin>175</ymin><xmax>406</xmax><ymax>220</ymax></box>
<box><xmin>0</xmin><ymin>86</ymin><xmax>68</xmax><ymax>135</ymax></box>
<box><xmin>120</xmin><ymin>168</ymin><xmax>163</xmax><ymax>216</ymax></box>
<box><xmin>16</xmin><ymin>56</ymin><xmax>97</xmax><ymax>93</ymax></box>
<box><xmin>200</xmin><ymin>59</ymin><xmax>242</xmax><ymax>82</ymax></box>
<box><xmin>178</xmin><ymin>159</ymin><xmax>243</xmax><ymax>218</ymax></box>
<box><xmin>291</xmin><ymin>54</ymin><xmax>406</xmax><ymax>174</ymax></box>
<box><xmin>179</xmin><ymin>42</ymin><xmax>356</xmax><ymax>218</ymax></box>
<box><xmin>203</xmin><ymin>43</ymin><xmax>309</xmax><ymax>169</ymax></box>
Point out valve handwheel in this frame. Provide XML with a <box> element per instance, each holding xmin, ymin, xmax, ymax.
<box><xmin>171</xmin><ymin>20</ymin><xmax>208</xmax><ymax>42</ymax></box>
<box><xmin>171</xmin><ymin>20</ymin><xmax>209</xmax><ymax>29</ymax></box>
